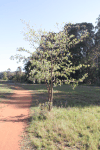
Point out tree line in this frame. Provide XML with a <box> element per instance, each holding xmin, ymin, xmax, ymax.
<box><xmin>0</xmin><ymin>67</ymin><xmax>26</xmax><ymax>83</ymax></box>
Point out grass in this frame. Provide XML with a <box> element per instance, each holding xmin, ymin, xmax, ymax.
<box><xmin>19</xmin><ymin>83</ymin><xmax>100</xmax><ymax>150</ymax></box>
<box><xmin>0</xmin><ymin>82</ymin><xmax>13</xmax><ymax>107</ymax></box>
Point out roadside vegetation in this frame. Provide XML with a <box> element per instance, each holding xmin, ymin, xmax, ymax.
<box><xmin>20</xmin><ymin>84</ymin><xmax>100</xmax><ymax>150</ymax></box>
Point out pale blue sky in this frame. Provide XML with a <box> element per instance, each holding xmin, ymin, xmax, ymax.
<box><xmin>0</xmin><ymin>0</ymin><xmax>100</xmax><ymax>72</ymax></box>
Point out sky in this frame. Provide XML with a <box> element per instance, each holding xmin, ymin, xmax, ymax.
<box><xmin>0</xmin><ymin>0</ymin><xmax>100</xmax><ymax>72</ymax></box>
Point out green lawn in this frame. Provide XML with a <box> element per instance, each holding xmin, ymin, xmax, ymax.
<box><xmin>20</xmin><ymin>84</ymin><xmax>100</xmax><ymax>150</ymax></box>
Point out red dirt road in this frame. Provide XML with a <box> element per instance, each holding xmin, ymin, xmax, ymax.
<box><xmin>0</xmin><ymin>86</ymin><xmax>32</xmax><ymax>150</ymax></box>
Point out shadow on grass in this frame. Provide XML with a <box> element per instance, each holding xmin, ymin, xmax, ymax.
<box><xmin>29</xmin><ymin>92</ymin><xmax>100</xmax><ymax>109</ymax></box>
<box><xmin>0</xmin><ymin>92</ymin><xmax>14</xmax><ymax>99</ymax></box>
<box><xmin>0</xmin><ymin>82</ymin><xmax>15</xmax><ymax>105</ymax></box>
<box><xmin>14</xmin><ymin>83</ymin><xmax>47</xmax><ymax>91</ymax></box>
<box><xmin>13</xmin><ymin>83</ymin><xmax>100</xmax><ymax>108</ymax></box>
<box><xmin>2</xmin><ymin>82</ymin><xmax>99</xmax><ymax>109</ymax></box>
<box><xmin>0</xmin><ymin>80</ymin><xmax>14</xmax><ymax>84</ymax></box>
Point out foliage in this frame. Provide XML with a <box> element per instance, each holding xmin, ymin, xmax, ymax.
<box><xmin>14</xmin><ymin>66</ymin><xmax>22</xmax><ymax>82</ymax></box>
<box><xmin>6</xmin><ymin>68</ymin><xmax>11</xmax><ymax>80</ymax></box>
<box><xmin>12</xmin><ymin>73</ymin><xmax>26</xmax><ymax>83</ymax></box>
<box><xmin>24</xmin><ymin>22</ymin><xmax>99</xmax><ymax>85</ymax></box>
<box><xmin>20</xmin><ymin>73</ymin><xmax>26</xmax><ymax>83</ymax></box>
<box><xmin>94</xmin><ymin>15</ymin><xmax>100</xmax><ymax>83</ymax></box>
<box><xmin>10</xmin><ymin>67</ymin><xmax>26</xmax><ymax>83</ymax></box>
<box><xmin>2</xmin><ymin>72</ymin><xmax>8</xmax><ymax>80</ymax></box>
<box><xmin>24</xmin><ymin>59</ymin><xmax>35</xmax><ymax>83</ymax></box>
<box><xmin>64</xmin><ymin>23</ymin><xmax>95</xmax><ymax>81</ymax></box>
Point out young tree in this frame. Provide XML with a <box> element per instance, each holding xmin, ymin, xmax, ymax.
<box><xmin>11</xmin><ymin>22</ymin><xmax>89</xmax><ymax>111</ymax></box>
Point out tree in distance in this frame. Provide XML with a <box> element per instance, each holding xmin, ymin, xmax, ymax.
<box><xmin>11</xmin><ymin>21</ymin><xmax>89</xmax><ymax>111</ymax></box>
<box><xmin>3</xmin><ymin>72</ymin><xmax>8</xmax><ymax>80</ymax></box>
<box><xmin>7</xmin><ymin>68</ymin><xmax>11</xmax><ymax>80</ymax></box>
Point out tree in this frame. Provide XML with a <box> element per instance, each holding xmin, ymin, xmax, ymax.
<box><xmin>24</xmin><ymin>56</ymin><xmax>37</xmax><ymax>83</ymax></box>
<box><xmin>11</xmin><ymin>22</ymin><xmax>89</xmax><ymax>111</ymax></box>
<box><xmin>94</xmin><ymin>15</ymin><xmax>100</xmax><ymax>83</ymax></box>
<box><xmin>63</xmin><ymin>23</ymin><xmax>95</xmax><ymax>83</ymax></box>
<box><xmin>16</xmin><ymin>66</ymin><xmax>22</xmax><ymax>82</ymax></box>
<box><xmin>12</xmin><ymin>67</ymin><xmax>22</xmax><ymax>83</ymax></box>
<box><xmin>7</xmin><ymin>68</ymin><xmax>11</xmax><ymax>80</ymax></box>
<box><xmin>3</xmin><ymin>72</ymin><xmax>8</xmax><ymax>80</ymax></box>
<box><xmin>24</xmin><ymin>22</ymin><xmax>96</xmax><ymax>85</ymax></box>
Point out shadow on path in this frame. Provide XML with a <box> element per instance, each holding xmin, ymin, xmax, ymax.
<box><xmin>0</xmin><ymin>114</ymin><xmax>32</xmax><ymax>123</ymax></box>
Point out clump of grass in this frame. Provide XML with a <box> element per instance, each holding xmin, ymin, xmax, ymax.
<box><xmin>31</xmin><ymin>102</ymin><xmax>53</xmax><ymax>121</ymax></box>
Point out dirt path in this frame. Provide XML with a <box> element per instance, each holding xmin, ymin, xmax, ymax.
<box><xmin>0</xmin><ymin>86</ymin><xmax>32</xmax><ymax>150</ymax></box>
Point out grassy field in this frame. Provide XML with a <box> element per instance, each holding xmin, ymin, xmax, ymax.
<box><xmin>20</xmin><ymin>83</ymin><xmax>100</xmax><ymax>150</ymax></box>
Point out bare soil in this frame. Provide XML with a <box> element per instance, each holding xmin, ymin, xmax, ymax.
<box><xmin>0</xmin><ymin>85</ymin><xmax>32</xmax><ymax>150</ymax></box>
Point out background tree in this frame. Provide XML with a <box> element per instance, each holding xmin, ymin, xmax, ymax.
<box><xmin>7</xmin><ymin>68</ymin><xmax>11</xmax><ymax>80</ymax></box>
<box><xmin>94</xmin><ymin>15</ymin><xmax>100</xmax><ymax>83</ymax></box>
<box><xmin>12</xmin><ymin>66</ymin><xmax>22</xmax><ymax>82</ymax></box>
<box><xmin>63</xmin><ymin>23</ymin><xmax>95</xmax><ymax>84</ymax></box>
<box><xmin>16</xmin><ymin>66</ymin><xmax>22</xmax><ymax>82</ymax></box>
<box><xmin>3</xmin><ymin>72</ymin><xmax>8</xmax><ymax>80</ymax></box>
<box><xmin>24</xmin><ymin>56</ymin><xmax>38</xmax><ymax>83</ymax></box>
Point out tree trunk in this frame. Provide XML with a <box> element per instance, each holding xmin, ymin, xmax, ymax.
<box><xmin>48</xmin><ymin>51</ymin><xmax>54</xmax><ymax>111</ymax></box>
<box><xmin>45</xmin><ymin>80</ymin><xmax>52</xmax><ymax>111</ymax></box>
<box><xmin>97</xmin><ymin>56</ymin><xmax>100</xmax><ymax>84</ymax></box>
<box><xmin>51</xmin><ymin>85</ymin><xmax>53</xmax><ymax>104</ymax></box>
<box><xmin>48</xmin><ymin>86</ymin><xmax>53</xmax><ymax>111</ymax></box>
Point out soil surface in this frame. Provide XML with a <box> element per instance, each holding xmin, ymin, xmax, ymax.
<box><xmin>0</xmin><ymin>85</ymin><xmax>32</xmax><ymax>150</ymax></box>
